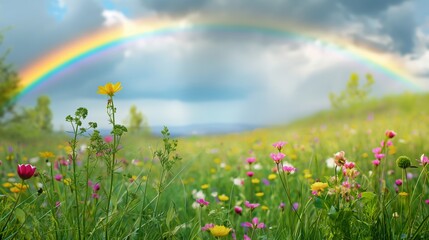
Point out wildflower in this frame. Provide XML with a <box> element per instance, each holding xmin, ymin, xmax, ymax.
<box><xmin>2</xmin><ymin>182</ymin><xmax>12</xmax><ymax>188</ymax></box>
<box><xmin>234</xmin><ymin>206</ymin><xmax>243</xmax><ymax>215</ymax></box>
<box><xmin>97</xmin><ymin>82</ymin><xmax>122</xmax><ymax>97</ymax></box>
<box><xmin>385</xmin><ymin>130</ymin><xmax>396</xmax><ymax>139</ymax></box>
<box><xmin>262</xmin><ymin>178</ymin><xmax>270</xmax><ymax>186</ymax></box>
<box><xmin>56</xmin><ymin>201</ymin><xmax>61</xmax><ymax>208</ymax></box>
<box><xmin>218</xmin><ymin>194</ymin><xmax>229</xmax><ymax>202</ymax></box>
<box><xmin>233</xmin><ymin>178</ymin><xmax>244</xmax><ymax>186</ymax></box>
<box><xmin>244</xmin><ymin>201</ymin><xmax>260</xmax><ymax>210</ymax></box>
<box><xmin>372</xmin><ymin>159</ymin><xmax>380</xmax><ymax>166</ymax></box>
<box><xmin>283</xmin><ymin>165</ymin><xmax>296</xmax><ymax>174</ymax></box>
<box><xmin>209</xmin><ymin>225</ymin><xmax>231</xmax><ymax>237</ymax></box>
<box><xmin>196</xmin><ymin>198</ymin><xmax>209</xmax><ymax>206</ymax></box>
<box><xmin>399</xmin><ymin>192</ymin><xmax>408</xmax><ymax>197</ymax></box>
<box><xmin>393</xmin><ymin>212</ymin><xmax>399</xmax><ymax>218</ymax></box>
<box><xmin>420</xmin><ymin>154</ymin><xmax>429</xmax><ymax>166</ymax></box>
<box><xmin>344</xmin><ymin>162</ymin><xmax>355</xmax><ymax>169</ymax></box>
<box><xmin>10</xmin><ymin>183</ymin><xmax>29</xmax><ymax>193</ymax></box>
<box><xmin>425</xmin><ymin>199</ymin><xmax>429</xmax><ymax>205</ymax></box>
<box><xmin>279</xmin><ymin>202</ymin><xmax>285</xmax><ymax>211</ymax></box>
<box><xmin>92</xmin><ymin>193</ymin><xmax>100</xmax><ymax>199</ymax></box>
<box><xmin>270</xmin><ymin>152</ymin><xmax>285</xmax><ymax>164</ymax></box>
<box><xmin>251</xmin><ymin>178</ymin><xmax>260</xmax><ymax>184</ymax></box>
<box><xmin>63</xmin><ymin>178</ymin><xmax>72</xmax><ymax>185</ymax></box>
<box><xmin>396</xmin><ymin>156</ymin><xmax>411</xmax><ymax>169</ymax></box>
<box><xmin>255</xmin><ymin>192</ymin><xmax>264</xmax><ymax>197</ymax></box>
<box><xmin>201</xmin><ymin>184</ymin><xmax>209</xmax><ymax>189</ymax></box>
<box><xmin>7</xmin><ymin>173</ymin><xmax>15</xmax><ymax>177</ymax></box>
<box><xmin>246</xmin><ymin>157</ymin><xmax>256</xmax><ymax>164</ymax></box>
<box><xmin>268</xmin><ymin>174</ymin><xmax>277</xmax><ymax>180</ymax></box>
<box><xmin>54</xmin><ymin>174</ymin><xmax>63</xmax><ymax>181</ymax></box>
<box><xmin>372</xmin><ymin>147</ymin><xmax>385</xmax><ymax>159</ymax></box>
<box><xmin>272</xmin><ymin>141</ymin><xmax>287</xmax><ymax>151</ymax></box>
<box><xmin>246</xmin><ymin>171</ymin><xmax>254</xmax><ymax>177</ymax></box>
<box><xmin>241</xmin><ymin>217</ymin><xmax>265</xmax><ymax>229</ymax></box>
<box><xmin>201</xmin><ymin>223</ymin><xmax>215</xmax><ymax>231</ymax></box>
<box><xmin>310</xmin><ymin>182</ymin><xmax>329</xmax><ymax>194</ymax></box>
<box><xmin>334</xmin><ymin>151</ymin><xmax>347</xmax><ymax>167</ymax></box>
<box><xmin>244</xmin><ymin>235</ymin><xmax>251</xmax><ymax>240</ymax></box>
<box><xmin>17</xmin><ymin>164</ymin><xmax>36</xmax><ymax>180</ymax></box>
<box><xmin>39</xmin><ymin>151</ymin><xmax>55</xmax><ymax>159</ymax></box>
<box><xmin>261</xmin><ymin>205</ymin><xmax>269</xmax><ymax>211</ymax></box>
<box><xmin>395</xmin><ymin>179</ymin><xmax>403</xmax><ymax>186</ymax></box>
<box><xmin>292</xmin><ymin>202</ymin><xmax>299</xmax><ymax>211</ymax></box>
<box><xmin>93</xmin><ymin>183</ymin><xmax>101</xmax><ymax>192</ymax></box>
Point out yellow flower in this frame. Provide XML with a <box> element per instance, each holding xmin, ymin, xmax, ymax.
<box><xmin>210</xmin><ymin>168</ymin><xmax>216</xmax><ymax>174</ymax></box>
<box><xmin>218</xmin><ymin>194</ymin><xmax>229</xmax><ymax>202</ymax></box>
<box><xmin>268</xmin><ymin>174</ymin><xmax>277</xmax><ymax>180</ymax></box>
<box><xmin>261</xmin><ymin>205</ymin><xmax>269</xmax><ymax>211</ymax></box>
<box><xmin>39</xmin><ymin>151</ymin><xmax>55</xmax><ymax>159</ymax></box>
<box><xmin>311</xmin><ymin>182</ymin><xmax>329</xmax><ymax>192</ymax></box>
<box><xmin>142</xmin><ymin>176</ymin><xmax>148</xmax><ymax>181</ymax></box>
<box><xmin>10</xmin><ymin>183</ymin><xmax>29</xmax><ymax>193</ymax></box>
<box><xmin>213</xmin><ymin>158</ymin><xmax>222</xmax><ymax>164</ymax></box>
<box><xmin>209</xmin><ymin>225</ymin><xmax>231</xmax><ymax>237</ymax></box>
<box><xmin>201</xmin><ymin>184</ymin><xmax>209</xmax><ymax>190</ymax></box>
<box><xmin>97</xmin><ymin>82</ymin><xmax>122</xmax><ymax>97</ymax></box>
<box><xmin>224</xmin><ymin>165</ymin><xmax>232</xmax><ymax>171</ymax></box>
<box><xmin>2</xmin><ymin>182</ymin><xmax>12</xmax><ymax>188</ymax></box>
<box><xmin>7</xmin><ymin>173</ymin><xmax>15</xmax><ymax>177</ymax></box>
<box><xmin>255</xmin><ymin>192</ymin><xmax>264</xmax><ymax>197</ymax></box>
<box><xmin>63</xmin><ymin>178</ymin><xmax>72</xmax><ymax>186</ymax></box>
<box><xmin>399</xmin><ymin>192</ymin><xmax>408</xmax><ymax>197</ymax></box>
<box><xmin>251</xmin><ymin>178</ymin><xmax>260</xmax><ymax>184</ymax></box>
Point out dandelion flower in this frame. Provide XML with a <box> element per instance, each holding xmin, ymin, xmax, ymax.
<box><xmin>209</xmin><ymin>225</ymin><xmax>231</xmax><ymax>237</ymax></box>
<box><xmin>39</xmin><ymin>151</ymin><xmax>55</xmax><ymax>159</ymax></box>
<box><xmin>311</xmin><ymin>182</ymin><xmax>329</xmax><ymax>192</ymax></box>
<box><xmin>218</xmin><ymin>194</ymin><xmax>229</xmax><ymax>202</ymax></box>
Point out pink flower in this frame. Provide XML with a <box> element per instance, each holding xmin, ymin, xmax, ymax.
<box><xmin>246</xmin><ymin>157</ymin><xmax>256</xmax><ymax>164</ymax></box>
<box><xmin>270</xmin><ymin>153</ymin><xmax>285</xmax><ymax>164</ymax></box>
<box><xmin>344</xmin><ymin>162</ymin><xmax>355</xmax><ymax>169</ymax></box>
<box><xmin>54</xmin><ymin>174</ymin><xmax>63</xmax><ymax>181</ymax></box>
<box><xmin>244</xmin><ymin>235</ymin><xmax>251</xmax><ymax>240</ymax></box>
<box><xmin>425</xmin><ymin>199</ymin><xmax>429</xmax><ymax>205</ymax></box>
<box><xmin>283</xmin><ymin>165</ymin><xmax>296</xmax><ymax>174</ymax></box>
<box><xmin>196</xmin><ymin>198</ymin><xmax>209</xmax><ymax>206</ymax></box>
<box><xmin>17</xmin><ymin>164</ymin><xmax>36</xmax><ymax>180</ymax></box>
<box><xmin>104</xmin><ymin>135</ymin><xmax>113</xmax><ymax>143</ymax></box>
<box><xmin>234</xmin><ymin>206</ymin><xmax>243</xmax><ymax>215</ymax></box>
<box><xmin>395</xmin><ymin>179</ymin><xmax>403</xmax><ymax>186</ymax></box>
<box><xmin>279</xmin><ymin>202</ymin><xmax>285</xmax><ymax>211</ymax></box>
<box><xmin>292</xmin><ymin>202</ymin><xmax>299</xmax><ymax>211</ymax></box>
<box><xmin>334</xmin><ymin>151</ymin><xmax>347</xmax><ymax>166</ymax></box>
<box><xmin>93</xmin><ymin>183</ymin><xmax>100</xmax><ymax>192</ymax></box>
<box><xmin>272</xmin><ymin>141</ymin><xmax>287</xmax><ymax>151</ymax></box>
<box><xmin>201</xmin><ymin>223</ymin><xmax>214</xmax><ymax>231</ymax></box>
<box><xmin>421</xmin><ymin>154</ymin><xmax>429</xmax><ymax>166</ymax></box>
<box><xmin>241</xmin><ymin>217</ymin><xmax>265</xmax><ymax>229</ymax></box>
<box><xmin>380</xmin><ymin>140</ymin><xmax>393</xmax><ymax>147</ymax></box>
<box><xmin>385</xmin><ymin>130</ymin><xmax>396</xmax><ymax>139</ymax></box>
<box><xmin>246</xmin><ymin>171</ymin><xmax>254</xmax><ymax>177</ymax></box>
<box><xmin>56</xmin><ymin>201</ymin><xmax>61</xmax><ymax>208</ymax></box>
<box><xmin>372</xmin><ymin>159</ymin><xmax>380</xmax><ymax>166</ymax></box>
<box><xmin>92</xmin><ymin>193</ymin><xmax>100</xmax><ymax>199</ymax></box>
<box><xmin>244</xmin><ymin>201</ymin><xmax>260</xmax><ymax>210</ymax></box>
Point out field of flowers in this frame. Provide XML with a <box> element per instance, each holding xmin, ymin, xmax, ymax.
<box><xmin>1</xmin><ymin>83</ymin><xmax>429</xmax><ymax>239</ymax></box>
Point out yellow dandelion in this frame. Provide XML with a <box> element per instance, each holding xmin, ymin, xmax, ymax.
<box><xmin>10</xmin><ymin>183</ymin><xmax>29</xmax><ymax>193</ymax></box>
<box><xmin>64</xmin><ymin>146</ymin><xmax>73</xmax><ymax>154</ymax></box>
<box><xmin>251</xmin><ymin>178</ymin><xmax>260</xmax><ymax>184</ymax></box>
<box><xmin>255</xmin><ymin>192</ymin><xmax>264</xmax><ymax>197</ymax></box>
<box><xmin>209</xmin><ymin>225</ymin><xmax>231</xmax><ymax>237</ymax></box>
<box><xmin>261</xmin><ymin>205</ymin><xmax>269</xmax><ymax>211</ymax></box>
<box><xmin>268</xmin><ymin>174</ymin><xmax>277</xmax><ymax>180</ymax></box>
<box><xmin>218</xmin><ymin>194</ymin><xmax>229</xmax><ymax>202</ymax></box>
<box><xmin>224</xmin><ymin>165</ymin><xmax>232</xmax><ymax>171</ymax></box>
<box><xmin>97</xmin><ymin>82</ymin><xmax>122</xmax><ymax>97</ymax></box>
<box><xmin>201</xmin><ymin>184</ymin><xmax>209</xmax><ymax>190</ymax></box>
<box><xmin>213</xmin><ymin>158</ymin><xmax>222</xmax><ymax>164</ymax></box>
<box><xmin>2</xmin><ymin>182</ymin><xmax>12</xmax><ymax>188</ymax></box>
<box><xmin>39</xmin><ymin>151</ymin><xmax>55</xmax><ymax>159</ymax></box>
<box><xmin>10</xmin><ymin>187</ymin><xmax>21</xmax><ymax>193</ymax></box>
<box><xmin>7</xmin><ymin>173</ymin><xmax>15</xmax><ymax>177</ymax></box>
<box><xmin>311</xmin><ymin>182</ymin><xmax>329</xmax><ymax>192</ymax></box>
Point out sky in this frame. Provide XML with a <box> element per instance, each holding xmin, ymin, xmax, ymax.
<box><xmin>0</xmin><ymin>0</ymin><xmax>429</xmax><ymax>131</ymax></box>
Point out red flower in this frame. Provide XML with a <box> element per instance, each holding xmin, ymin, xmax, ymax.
<box><xmin>17</xmin><ymin>164</ymin><xmax>36</xmax><ymax>180</ymax></box>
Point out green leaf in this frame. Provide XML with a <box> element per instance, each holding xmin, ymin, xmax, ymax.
<box><xmin>166</xmin><ymin>204</ymin><xmax>176</xmax><ymax>229</ymax></box>
<box><xmin>314</xmin><ymin>197</ymin><xmax>325</xmax><ymax>209</ymax></box>
<box><xmin>15</xmin><ymin>208</ymin><xmax>26</xmax><ymax>224</ymax></box>
<box><xmin>360</xmin><ymin>192</ymin><xmax>376</xmax><ymax>203</ymax></box>
<box><xmin>328</xmin><ymin>205</ymin><xmax>338</xmax><ymax>220</ymax></box>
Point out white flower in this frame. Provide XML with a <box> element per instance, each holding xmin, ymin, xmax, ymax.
<box><xmin>253</xmin><ymin>163</ymin><xmax>262</xmax><ymax>170</ymax></box>
<box><xmin>29</xmin><ymin>157</ymin><xmax>40</xmax><ymax>164</ymax></box>
<box><xmin>233</xmin><ymin>178</ymin><xmax>243</xmax><ymax>186</ymax></box>
<box><xmin>326</xmin><ymin>158</ymin><xmax>336</xmax><ymax>168</ymax></box>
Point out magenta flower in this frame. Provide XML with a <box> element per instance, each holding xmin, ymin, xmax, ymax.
<box><xmin>54</xmin><ymin>174</ymin><xmax>63</xmax><ymax>182</ymax></box>
<box><xmin>244</xmin><ymin>201</ymin><xmax>260</xmax><ymax>210</ymax></box>
<box><xmin>283</xmin><ymin>165</ymin><xmax>296</xmax><ymax>174</ymax></box>
<box><xmin>93</xmin><ymin>183</ymin><xmax>100</xmax><ymax>192</ymax></box>
<box><xmin>270</xmin><ymin>153</ymin><xmax>285</xmax><ymax>164</ymax></box>
<box><xmin>385</xmin><ymin>130</ymin><xmax>396</xmax><ymax>139</ymax></box>
<box><xmin>272</xmin><ymin>141</ymin><xmax>287</xmax><ymax>151</ymax></box>
<box><xmin>425</xmin><ymin>199</ymin><xmax>429</xmax><ymax>205</ymax></box>
<box><xmin>380</xmin><ymin>140</ymin><xmax>393</xmax><ymax>147</ymax></box>
<box><xmin>244</xmin><ymin>235</ymin><xmax>251</xmax><ymax>240</ymax></box>
<box><xmin>17</xmin><ymin>164</ymin><xmax>36</xmax><ymax>180</ymax></box>
<box><xmin>372</xmin><ymin>159</ymin><xmax>381</xmax><ymax>166</ymax></box>
<box><xmin>234</xmin><ymin>206</ymin><xmax>243</xmax><ymax>215</ymax></box>
<box><xmin>246</xmin><ymin>171</ymin><xmax>254</xmax><ymax>177</ymax></box>
<box><xmin>344</xmin><ymin>162</ymin><xmax>355</xmax><ymax>169</ymax></box>
<box><xmin>104</xmin><ymin>135</ymin><xmax>113</xmax><ymax>143</ymax></box>
<box><xmin>246</xmin><ymin>157</ymin><xmax>256</xmax><ymax>164</ymax></box>
<box><xmin>241</xmin><ymin>217</ymin><xmax>265</xmax><ymax>229</ymax></box>
<box><xmin>372</xmin><ymin>147</ymin><xmax>385</xmax><ymax>159</ymax></box>
<box><xmin>196</xmin><ymin>198</ymin><xmax>209</xmax><ymax>207</ymax></box>
<box><xmin>292</xmin><ymin>202</ymin><xmax>299</xmax><ymax>211</ymax></box>
<box><xmin>421</xmin><ymin>154</ymin><xmax>429</xmax><ymax>166</ymax></box>
<box><xmin>279</xmin><ymin>202</ymin><xmax>285</xmax><ymax>211</ymax></box>
<box><xmin>395</xmin><ymin>179</ymin><xmax>403</xmax><ymax>186</ymax></box>
<box><xmin>92</xmin><ymin>193</ymin><xmax>100</xmax><ymax>199</ymax></box>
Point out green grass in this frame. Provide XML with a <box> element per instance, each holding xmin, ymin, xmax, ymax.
<box><xmin>1</xmin><ymin>92</ymin><xmax>429</xmax><ymax>239</ymax></box>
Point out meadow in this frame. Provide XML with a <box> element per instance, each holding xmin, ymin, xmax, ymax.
<box><xmin>1</xmin><ymin>84</ymin><xmax>429</xmax><ymax>240</ymax></box>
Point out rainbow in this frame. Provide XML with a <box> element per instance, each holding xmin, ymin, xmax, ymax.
<box><xmin>14</xmin><ymin>16</ymin><xmax>421</xmax><ymax>102</ymax></box>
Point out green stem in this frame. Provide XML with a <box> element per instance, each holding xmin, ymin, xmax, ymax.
<box><xmin>0</xmin><ymin>179</ymin><xmax>24</xmax><ymax>239</ymax></box>
<box><xmin>71</xmin><ymin>122</ymin><xmax>82</xmax><ymax>240</ymax></box>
